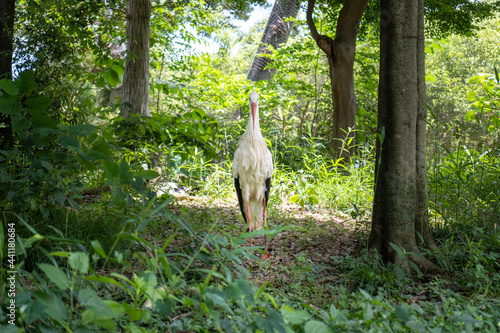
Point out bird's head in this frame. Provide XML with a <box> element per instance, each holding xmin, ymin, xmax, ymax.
<box><xmin>249</xmin><ymin>92</ymin><xmax>259</xmax><ymax>131</ymax></box>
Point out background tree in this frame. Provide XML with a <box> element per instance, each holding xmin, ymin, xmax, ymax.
<box><xmin>0</xmin><ymin>0</ymin><xmax>15</xmax><ymax>78</ymax></box>
<box><xmin>120</xmin><ymin>0</ymin><xmax>152</xmax><ymax>118</ymax></box>
<box><xmin>247</xmin><ymin>0</ymin><xmax>300</xmax><ymax>82</ymax></box>
<box><xmin>306</xmin><ymin>0</ymin><xmax>370</xmax><ymax>161</ymax></box>
<box><xmin>368</xmin><ymin>0</ymin><xmax>439</xmax><ymax>273</ymax></box>
<box><xmin>2</xmin><ymin>0</ymin><xmax>500</xmax><ymax>330</ymax></box>
<box><xmin>0</xmin><ymin>0</ymin><xmax>15</xmax><ymax>150</ymax></box>
<box><xmin>120</xmin><ymin>0</ymin><xmax>271</xmax><ymax>118</ymax></box>
<box><xmin>306</xmin><ymin>0</ymin><xmax>499</xmax><ymax>162</ymax></box>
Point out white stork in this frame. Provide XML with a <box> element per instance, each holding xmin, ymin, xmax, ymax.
<box><xmin>233</xmin><ymin>92</ymin><xmax>273</xmax><ymax>259</ymax></box>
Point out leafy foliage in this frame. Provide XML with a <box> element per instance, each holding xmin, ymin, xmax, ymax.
<box><xmin>1</xmin><ymin>2</ymin><xmax>500</xmax><ymax>332</ymax></box>
<box><xmin>0</xmin><ymin>71</ymin><xmax>94</xmax><ymax>210</ymax></box>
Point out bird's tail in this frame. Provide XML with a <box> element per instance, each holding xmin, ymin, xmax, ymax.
<box><xmin>248</xmin><ymin>202</ymin><xmax>264</xmax><ymax>231</ymax></box>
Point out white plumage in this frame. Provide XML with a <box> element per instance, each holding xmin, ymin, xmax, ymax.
<box><xmin>233</xmin><ymin>92</ymin><xmax>273</xmax><ymax>258</ymax></box>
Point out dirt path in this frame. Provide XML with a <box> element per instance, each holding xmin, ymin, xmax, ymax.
<box><xmin>167</xmin><ymin>196</ymin><xmax>368</xmax><ymax>304</ymax></box>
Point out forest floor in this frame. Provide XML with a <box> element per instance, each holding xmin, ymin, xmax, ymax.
<box><xmin>160</xmin><ymin>196</ymin><xmax>369</xmax><ymax>308</ymax></box>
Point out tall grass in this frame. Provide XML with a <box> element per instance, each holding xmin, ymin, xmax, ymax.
<box><xmin>197</xmin><ymin>140</ymin><xmax>374</xmax><ymax>219</ymax></box>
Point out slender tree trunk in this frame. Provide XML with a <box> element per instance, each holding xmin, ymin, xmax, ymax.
<box><xmin>415</xmin><ymin>0</ymin><xmax>438</xmax><ymax>251</ymax></box>
<box><xmin>369</xmin><ymin>0</ymin><xmax>439</xmax><ymax>274</ymax></box>
<box><xmin>120</xmin><ymin>0</ymin><xmax>151</xmax><ymax>118</ymax></box>
<box><xmin>306</xmin><ymin>0</ymin><xmax>370</xmax><ymax>162</ymax></box>
<box><xmin>0</xmin><ymin>0</ymin><xmax>16</xmax><ymax>150</ymax></box>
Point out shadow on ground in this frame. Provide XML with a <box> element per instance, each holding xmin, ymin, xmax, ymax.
<box><xmin>155</xmin><ymin>196</ymin><xmax>370</xmax><ymax>306</ymax></box>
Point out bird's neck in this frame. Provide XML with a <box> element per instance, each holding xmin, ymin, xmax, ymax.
<box><xmin>247</xmin><ymin>107</ymin><xmax>261</xmax><ymax>135</ymax></box>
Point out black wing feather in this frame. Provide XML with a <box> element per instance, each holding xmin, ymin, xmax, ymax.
<box><xmin>265</xmin><ymin>177</ymin><xmax>271</xmax><ymax>207</ymax></box>
<box><xmin>234</xmin><ymin>177</ymin><xmax>247</xmax><ymax>223</ymax></box>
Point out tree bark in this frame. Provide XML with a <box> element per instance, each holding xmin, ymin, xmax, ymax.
<box><xmin>0</xmin><ymin>0</ymin><xmax>16</xmax><ymax>150</ymax></box>
<box><xmin>369</xmin><ymin>0</ymin><xmax>440</xmax><ymax>274</ymax></box>
<box><xmin>306</xmin><ymin>0</ymin><xmax>370</xmax><ymax>162</ymax></box>
<box><xmin>0</xmin><ymin>0</ymin><xmax>15</xmax><ymax>78</ymax></box>
<box><xmin>415</xmin><ymin>0</ymin><xmax>438</xmax><ymax>251</ymax></box>
<box><xmin>120</xmin><ymin>0</ymin><xmax>152</xmax><ymax>118</ymax></box>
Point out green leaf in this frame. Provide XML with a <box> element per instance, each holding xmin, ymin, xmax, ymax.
<box><xmin>111</xmin><ymin>185</ymin><xmax>125</xmax><ymax>202</ymax></box>
<box><xmin>103</xmin><ymin>68</ymin><xmax>120</xmax><ymax>87</ymax></box>
<box><xmin>264</xmin><ymin>308</ymin><xmax>287</xmax><ymax>333</ymax></box>
<box><xmin>131</xmin><ymin>177</ymin><xmax>147</xmax><ymax>193</ymax></box>
<box><xmin>359</xmin><ymin>289</ymin><xmax>372</xmax><ymax>300</ymax></box>
<box><xmin>139</xmin><ymin>270</ymin><xmax>158</xmax><ymax>289</ymax></box>
<box><xmin>161</xmin><ymin>211</ymin><xmax>195</xmax><ymax>236</ymax></box>
<box><xmin>59</xmin><ymin>136</ymin><xmax>80</xmax><ymax>149</ymax></box>
<box><xmin>465</xmin><ymin>110</ymin><xmax>476</xmax><ymax>122</ymax></box>
<box><xmin>119</xmin><ymin>160</ymin><xmax>133</xmax><ymax>185</ymax></box>
<box><xmin>17</xmin><ymin>70</ymin><xmax>36</xmax><ymax>94</ymax></box>
<box><xmin>0</xmin><ymin>78</ymin><xmax>19</xmax><ymax>95</ymax></box>
<box><xmin>204</xmin><ymin>288</ymin><xmax>230</xmax><ymax>308</ymax></box>
<box><xmin>32</xmin><ymin>290</ymin><xmax>69</xmax><ymax>323</ymax></box>
<box><xmin>491</xmin><ymin>115</ymin><xmax>500</xmax><ymax>128</ymax></box>
<box><xmin>466</xmin><ymin>90</ymin><xmax>476</xmax><ymax>101</ymax></box>
<box><xmin>31</xmin><ymin>114</ymin><xmax>57</xmax><ymax>129</ymax></box>
<box><xmin>86</xmin><ymin>275</ymin><xmax>127</xmax><ymax>289</ymax></box>
<box><xmin>425</xmin><ymin>73</ymin><xmax>436</xmax><ymax>83</ymax></box>
<box><xmin>69</xmin><ymin>124</ymin><xmax>96</xmax><ymax>136</ymax></box>
<box><xmin>92</xmin><ymin>137</ymin><xmax>111</xmax><ymax>154</ymax></box>
<box><xmin>54</xmin><ymin>191</ymin><xmax>66</xmax><ymax>206</ymax></box>
<box><xmin>389</xmin><ymin>242</ymin><xmax>405</xmax><ymax>257</ymax></box>
<box><xmin>281</xmin><ymin>305</ymin><xmax>311</xmax><ymax>325</ymax></box>
<box><xmin>0</xmin><ymin>324</ymin><xmax>21</xmax><ymax>332</ymax></box>
<box><xmin>329</xmin><ymin>303</ymin><xmax>338</xmax><ymax>318</ymax></box>
<box><xmin>79</xmin><ymin>149</ymin><xmax>106</xmax><ymax>161</ymax></box>
<box><xmin>82</xmin><ymin>310</ymin><xmax>117</xmax><ymax>331</ymax></box>
<box><xmin>289</xmin><ymin>194</ymin><xmax>301</xmax><ymax>203</ymax></box>
<box><xmin>103</xmin><ymin>162</ymin><xmax>120</xmax><ymax>178</ymax></box>
<box><xmin>136</xmin><ymin>170</ymin><xmax>160</xmax><ymax>180</ymax></box>
<box><xmin>0</xmin><ymin>102</ymin><xmax>21</xmax><ymax>115</ymax></box>
<box><xmin>0</xmin><ymin>93</ymin><xmax>18</xmax><ymax>110</ymax></box>
<box><xmin>308</xmin><ymin>196</ymin><xmax>319</xmax><ymax>205</ymax></box>
<box><xmin>20</xmin><ymin>234</ymin><xmax>44</xmax><ymax>253</ymax></box>
<box><xmin>408</xmin><ymin>261</ymin><xmax>423</xmax><ymax>276</ymax></box>
<box><xmin>16</xmin><ymin>214</ymin><xmax>40</xmax><ymax>235</ymax></box>
<box><xmin>78</xmin><ymin>289</ymin><xmax>114</xmax><ymax>318</ymax></box>
<box><xmin>81</xmin><ymin>301</ymin><xmax>125</xmax><ymax>331</ymax></box>
<box><xmin>68</xmin><ymin>252</ymin><xmax>90</xmax><ymax>274</ymax></box>
<box><xmin>25</xmin><ymin>97</ymin><xmax>52</xmax><ymax>113</ymax></box>
<box><xmin>449</xmin><ymin>313</ymin><xmax>481</xmax><ymax>325</ymax></box>
<box><xmin>91</xmin><ymin>240</ymin><xmax>107</xmax><ymax>258</ymax></box>
<box><xmin>395</xmin><ymin>305</ymin><xmax>411</xmax><ymax>322</ymax></box>
<box><xmin>105</xmin><ymin>300</ymin><xmax>126</xmax><ymax>316</ymax></box>
<box><xmin>38</xmin><ymin>264</ymin><xmax>70</xmax><ymax>290</ymax></box>
<box><xmin>363</xmin><ymin>302</ymin><xmax>374</xmax><ymax>320</ymax></box>
<box><xmin>11</xmin><ymin>114</ymin><xmax>31</xmax><ymax>132</ymax></box>
<box><xmin>304</xmin><ymin>321</ymin><xmax>334</xmax><ymax>333</ymax></box>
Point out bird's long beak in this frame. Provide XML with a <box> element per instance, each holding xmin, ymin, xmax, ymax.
<box><xmin>251</xmin><ymin>103</ymin><xmax>257</xmax><ymax>130</ymax></box>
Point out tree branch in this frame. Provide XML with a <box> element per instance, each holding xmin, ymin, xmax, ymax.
<box><xmin>336</xmin><ymin>0</ymin><xmax>371</xmax><ymax>44</ymax></box>
<box><xmin>306</xmin><ymin>0</ymin><xmax>320</xmax><ymax>42</ymax></box>
<box><xmin>306</xmin><ymin>0</ymin><xmax>335</xmax><ymax>59</ymax></box>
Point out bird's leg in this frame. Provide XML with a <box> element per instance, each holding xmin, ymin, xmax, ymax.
<box><xmin>261</xmin><ymin>197</ymin><xmax>270</xmax><ymax>260</ymax></box>
<box><xmin>246</xmin><ymin>201</ymin><xmax>252</xmax><ymax>248</ymax></box>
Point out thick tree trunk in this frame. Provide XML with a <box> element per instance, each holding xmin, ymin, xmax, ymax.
<box><xmin>120</xmin><ymin>0</ymin><xmax>151</xmax><ymax>118</ymax></box>
<box><xmin>0</xmin><ymin>0</ymin><xmax>16</xmax><ymax>150</ymax></box>
<box><xmin>369</xmin><ymin>0</ymin><xmax>439</xmax><ymax>274</ymax></box>
<box><xmin>0</xmin><ymin>0</ymin><xmax>15</xmax><ymax>78</ymax></box>
<box><xmin>306</xmin><ymin>0</ymin><xmax>369</xmax><ymax>162</ymax></box>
